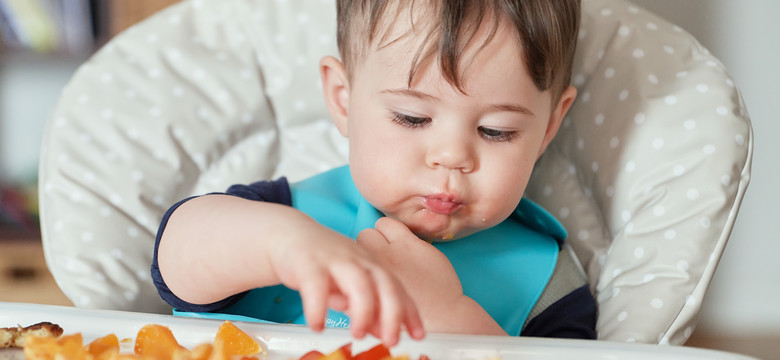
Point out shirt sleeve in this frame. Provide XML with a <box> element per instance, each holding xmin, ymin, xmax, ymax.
<box><xmin>520</xmin><ymin>285</ymin><xmax>598</xmax><ymax>339</ymax></box>
<box><xmin>150</xmin><ymin>177</ymin><xmax>291</xmax><ymax>312</ymax></box>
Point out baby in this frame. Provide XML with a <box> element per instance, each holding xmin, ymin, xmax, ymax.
<box><xmin>152</xmin><ymin>0</ymin><xmax>595</xmax><ymax>346</ymax></box>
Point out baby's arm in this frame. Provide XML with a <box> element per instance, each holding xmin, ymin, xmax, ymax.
<box><xmin>157</xmin><ymin>194</ymin><xmax>424</xmax><ymax>345</ymax></box>
<box><xmin>358</xmin><ymin>217</ymin><xmax>507</xmax><ymax>336</ymax></box>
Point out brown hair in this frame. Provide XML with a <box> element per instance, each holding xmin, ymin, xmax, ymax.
<box><xmin>336</xmin><ymin>0</ymin><xmax>580</xmax><ymax>100</ymax></box>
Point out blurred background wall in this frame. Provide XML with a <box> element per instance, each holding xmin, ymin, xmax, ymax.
<box><xmin>0</xmin><ymin>0</ymin><xmax>177</xmax><ymax>228</ymax></box>
<box><xmin>1</xmin><ymin>0</ymin><xmax>778</xmax><ymax>346</ymax></box>
<box><xmin>0</xmin><ymin>55</ymin><xmax>84</xmax><ymax>183</ymax></box>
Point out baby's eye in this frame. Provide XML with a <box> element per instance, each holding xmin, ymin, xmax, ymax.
<box><xmin>390</xmin><ymin>112</ymin><xmax>430</xmax><ymax>128</ymax></box>
<box><xmin>479</xmin><ymin>126</ymin><xmax>518</xmax><ymax>142</ymax></box>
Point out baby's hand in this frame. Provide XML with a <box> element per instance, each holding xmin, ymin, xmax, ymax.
<box><xmin>268</xmin><ymin>223</ymin><xmax>425</xmax><ymax>346</ymax></box>
<box><xmin>357</xmin><ymin>217</ymin><xmax>465</xmax><ymax>327</ymax></box>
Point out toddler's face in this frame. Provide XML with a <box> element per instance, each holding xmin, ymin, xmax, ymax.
<box><xmin>329</xmin><ymin>19</ymin><xmax>573</xmax><ymax>241</ymax></box>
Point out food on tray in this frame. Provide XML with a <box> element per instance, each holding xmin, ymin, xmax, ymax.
<box><xmin>86</xmin><ymin>334</ymin><xmax>120</xmax><ymax>360</ymax></box>
<box><xmin>25</xmin><ymin>333</ymin><xmax>87</xmax><ymax>360</ymax></box>
<box><xmin>22</xmin><ymin>321</ymin><xmax>265</xmax><ymax>360</ymax></box>
<box><xmin>295</xmin><ymin>343</ymin><xmax>429</xmax><ymax>360</ymax></box>
<box><xmin>210</xmin><ymin>319</ymin><xmax>263</xmax><ymax>357</ymax></box>
<box><xmin>0</xmin><ymin>322</ymin><xmax>64</xmax><ymax>348</ymax></box>
<box><xmin>13</xmin><ymin>320</ymin><xmax>425</xmax><ymax>360</ymax></box>
<box><xmin>133</xmin><ymin>324</ymin><xmax>185</xmax><ymax>359</ymax></box>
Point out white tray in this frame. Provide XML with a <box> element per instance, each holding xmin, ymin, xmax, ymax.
<box><xmin>0</xmin><ymin>302</ymin><xmax>758</xmax><ymax>360</ymax></box>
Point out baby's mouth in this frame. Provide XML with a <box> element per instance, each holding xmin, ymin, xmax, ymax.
<box><xmin>422</xmin><ymin>194</ymin><xmax>462</xmax><ymax>215</ymax></box>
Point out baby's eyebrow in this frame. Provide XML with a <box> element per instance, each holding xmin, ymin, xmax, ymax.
<box><xmin>381</xmin><ymin>88</ymin><xmax>535</xmax><ymax>116</ymax></box>
<box><xmin>490</xmin><ymin>103</ymin><xmax>535</xmax><ymax>116</ymax></box>
<box><xmin>380</xmin><ymin>88</ymin><xmax>439</xmax><ymax>102</ymax></box>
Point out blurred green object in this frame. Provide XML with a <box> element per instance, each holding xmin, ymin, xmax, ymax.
<box><xmin>0</xmin><ymin>180</ymin><xmax>39</xmax><ymax>230</ymax></box>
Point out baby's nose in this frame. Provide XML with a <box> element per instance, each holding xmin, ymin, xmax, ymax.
<box><xmin>424</xmin><ymin>137</ymin><xmax>476</xmax><ymax>172</ymax></box>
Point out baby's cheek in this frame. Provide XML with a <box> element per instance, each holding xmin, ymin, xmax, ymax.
<box><xmin>478</xmin><ymin>194</ymin><xmax>521</xmax><ymax>225</ymax></box>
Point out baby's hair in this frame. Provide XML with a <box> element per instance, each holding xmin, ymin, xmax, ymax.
<box><xmin>336</xmin><ymin>0</ymin><xmax>580</xmax><ymax>101</ymax></box>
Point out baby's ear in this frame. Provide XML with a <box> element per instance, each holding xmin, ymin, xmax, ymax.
<box><xmin>319</xmin><ymin>56</ymin><xmax>350</xmax><ymax>137</ymax></box>
<box><xmin>538</xmin><ymin>85</ymin><xmax>577</xmax><ymax>158</ymax></box>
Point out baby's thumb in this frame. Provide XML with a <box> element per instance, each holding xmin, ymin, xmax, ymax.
<box><xmin>356</xmin><ymin>227</ymin><xmax>389</xmax><ymax>254</ymax></box>
<box><xmin>373</xmin><ymin>217</ymin><xmax>417</xmax><ymax>244</ymax></box>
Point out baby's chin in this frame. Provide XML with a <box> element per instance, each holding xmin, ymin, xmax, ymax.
<box><xmin>405</xmin><ymin>219</ymin><xmax>479</xmax><ymax>242</ymax></box>
<box><xmin>394</xmin><ymin>211</ymin><xmax>454</xmax><ymax>241</ymax></box>
<box><xmin>386</xmin><ymin>207</ymin><xmax>487</xmax><ymax>241</ymax></box>
<box><xmin>390</xmin><ymin>210</ymin><xmax>479</xmax><ymax>242</ymax></box>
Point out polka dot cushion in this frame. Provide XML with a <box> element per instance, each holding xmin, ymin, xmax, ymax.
<box><xmin>526</xmin><ymin>0</ymin><xmax>751</xmax><ymax>344</ymax></box>
<box><xmin>39</xmin><ymin>0</ymin><xmax>345</xmax><ymax>314</ymax></box>
<box><xmin>38</xmin><ymin>0</ymin><xmax>752</xmax><ymax>345</ymax></box>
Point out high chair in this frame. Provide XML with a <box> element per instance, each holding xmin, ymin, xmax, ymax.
<box><xmin>38</xmin><ymin>0</ymin><xmax>752</xmax><ymax>345</ymax></box>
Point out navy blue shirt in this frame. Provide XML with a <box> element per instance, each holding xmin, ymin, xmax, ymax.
<box><xmin>151</xmin><ymin>177</ymin><xmax>597</xmax><ymax>339</ymax></box>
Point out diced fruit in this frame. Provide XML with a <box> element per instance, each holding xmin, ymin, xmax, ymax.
<box><xmin>23</xmin><ymin>321</ymin><xmax>438</xmax><ymax>360</ymax></box>
<box><xmin>322</xmin><ymin>343</ymin><xmax>351</xmax><ymax>360</ymax></box>
<box><xmin>213</xmin><ymin>321</ymin><xmax>262</xmax><ymax>357</ymax></box>
<box><xmin>172</xmin><ymin>343</ymin><xmax>214</xmax><ymax>360</ymax></box>
<box><xmin>24</xmin><ymin>333</ymin><xmax>87</xmax><ymax>360</ymax></box>
<box><xmin>296</xmin><ymin>343</ymin><xmax>428</xmax><ymax>360</ymax></box>
<box><xmin>353</xmin><ymin>344</ymin><xmax>391</xmax><ymax>360</ymax></box>
<box><xmin>190</xmin><ymin>343</ymin><xmax>214</xmax><ymax>360</ymax></box>
<box><xmin>86</xmin><ymin>333</ymin><xmax>120</xmax><ymax>360</ymax></box>
<box><xmin>134</xmin><ymin>324</ymin><xmax>185</xmax><ymax>360</ymax></box>
<box><xmin>298</xmin><ymin>350</ymin><xmax>326</xmax><ymax>360</ymax></box>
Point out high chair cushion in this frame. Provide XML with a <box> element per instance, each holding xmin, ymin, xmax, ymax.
<box><xmin>38</xmin><ymin>0</ymin><xmax>752</xmax><ymax>345</ymax></box>
<box><xmin>525</xmin><ymin>0</ymin><xmax>753</xmax><ymax>344</ymax></box>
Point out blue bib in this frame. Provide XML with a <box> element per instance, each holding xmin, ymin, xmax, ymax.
<box><xmin>175</xmin><ymin>166</ymin><xmax>566</xmax><ymax>335</ymax></box>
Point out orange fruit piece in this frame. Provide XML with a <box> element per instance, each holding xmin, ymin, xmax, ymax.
<box><xmin>298</xmin><ymin>350</ymin><xmax>325</xmax><ymax>360</ymax></box>
<box><xmin>87</xmin><ymin>333</ymin><xmax>120</xmax><ymax>360</ymax></box>
<box><xmin>24</xmin><ymin>333</ymin><xmax>87</xmax><ymax>360</ymax></box>
<box><xmin>134</xmin><ymin>324</ymin><xmax>185</xmax><ymax>360</ymax></box>
<box><xmin>113</xmin><ymin>354</ymin><xmax>145</xmax><ymax>360</ymax></box>
<box><xmin>189</xmin><ymin>343</ymin><xmax>214</xmax><ymax>360</ymax></box>
<box><xmin>23</xmin><ymin>334</ymin><xmax>60</xmax><ymax>360</ymax></box>
<box><xmin>353</xmin><ymin>344</ymin><xmax>391</xmax><ymax>360</ymax></box>
<box><xmin>172</xmin><ymin>343</ymin><xmax>213</xmax><ymax>360</ymax></box>
<box><xmin>59</xmin><ymin>333</ymin><xmax>87</xmax><ymax>359</ymax></box>
<box><xmin>321</xmin><ymin>343</ymin><xmax>351</xmax><ymax>360</ymax></box>
<box><xmin>211</xmin><ymin>321</ymin><xmax>262</xmax><ymax>358</ymax></box>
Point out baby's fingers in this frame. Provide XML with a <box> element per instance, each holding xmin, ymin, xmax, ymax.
<box><xmin>331</xmin><ymin>262</ymin><xmax>377</xmax><ymax>339</ymax></box>
<box><xmin>402</xmin><ymin>296</ymin><xmax>426</xmax><ymax>340</ymax></box>
<box><xmin>298</xmin><ymin>271</ymin><xmax>331</xmax><ymax>333</ymax></box>
<box><xmin>372</xmin><ymin>267</ymin><xmax>425</xmax><ymax>345</ymax></box>
<box><xmin>371</xmin><ymin>269</ymin><xmax>403</xmax><ymax>346</ymax></box>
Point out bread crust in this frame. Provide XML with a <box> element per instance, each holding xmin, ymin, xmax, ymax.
<box><xmin>0</xmin><ymin>322</ymin><xmax>63</xmax><ymax>348</ymax></box>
